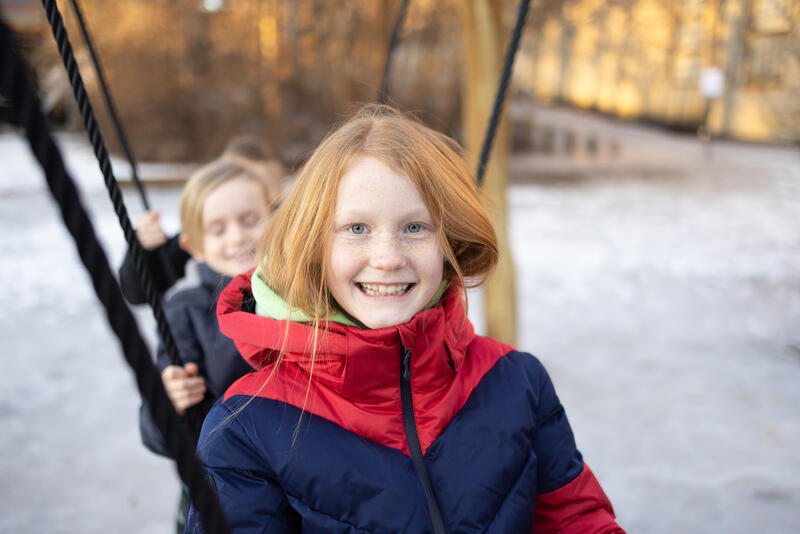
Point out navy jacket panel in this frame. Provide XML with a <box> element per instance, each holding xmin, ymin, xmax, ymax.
<box><xmin>186</xmin><ymin>351</ymin><xmax>583</xmax><ymax>533</ymax></box>
<box><xmin>191</xmin><ymin>396</ymin><xmax>432</xmax><ymax>534</ymax></box>
<box><xmin>427</xmin><ymin>351</ymin><xmax>583</xmax><ymax>532</ymax></box>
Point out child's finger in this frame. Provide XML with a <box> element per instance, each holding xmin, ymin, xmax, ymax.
<box><xmin>135</xmin><ymin>210</ymin><xmax>167</xmax><ymax>249</ymax></box>
<box><xmin>162</xmin><ymin>365</ymin><xmax>187</xmax><ymax>380</ymax></box>
<box><xmin>139</xmin><ymin>226</ymin><xmax>162</xmax><ymax>239</ymax></box>
<box><xmin>177</xmin><ymin>386</ymin><xmax>206</xmax><ymax>407</ymax></box>
<box><xmin>185</xmin><ymin>388</ymin><xmax>206</xmax><ymax>405</ymax></box>
<box><xmin>179</xmin><ymin>379</ymin><xmax>206</xmax><ymax>397</ymax></box>
<box><xmin>160</xmin><ymin>362</ymin><xmax>206</xmax><ymax>414</ymax></box>
<box><xmin>184</xmin><ymin>362</ymin><xmax>200</xmax><ymax>376</ymax></box>
<box><xmin>175</xmin><ymin>392</ymin><xmax>204</xmax><ymax>413</ymax></box>
<box><xmin>173</xmin><ymin>385</ymin><xmax>205</xmax><ymax>404</ymax></box>
<box><xmin>166</xmin><ymin>382</ymin><xmax>206</xmax><ymax>413</ymax></box>
<box><xmin>137</xmin><ymin>210</ymin><xmax>160</xmax><ymax>225</ymax></box>
<box><xmin>136</xmin><ymin>228</ymin><xmax>167</xmax><ymax>249</ymax></box>
<box><xmin>166</xmin><ymin>376</ymin><xmax>205</xmax><ymax>394</ymax></box>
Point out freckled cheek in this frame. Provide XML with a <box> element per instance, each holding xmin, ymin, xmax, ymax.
<box><xmin>408</xmin><ymin>241</ymin><xmax>445</xmax><ymax>271</ymax></box>
<box><xmin>327</xmin><ymin>245</ymin><xmax>362</xmax><ymax>289</ymax></box>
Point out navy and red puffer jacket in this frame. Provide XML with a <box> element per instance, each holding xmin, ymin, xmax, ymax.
<box><xmin>186</xmin><ymin>273</ymin><xmax>624</xmax><ymax>533</ymax></box>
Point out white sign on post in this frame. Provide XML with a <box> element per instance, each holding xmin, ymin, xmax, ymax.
<box><xmin>700</xmin><ymin>67</ymin><xmax>724</xmax><ymax>98</ymax></box>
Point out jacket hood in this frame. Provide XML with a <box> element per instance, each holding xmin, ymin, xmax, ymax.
<box><xmin>217</xmin><ymin>269</ymin><xmax>475</xmax><ymax>402</ymax></box>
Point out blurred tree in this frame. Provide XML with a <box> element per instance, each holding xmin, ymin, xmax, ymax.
<box><xmin>35</xmin><ymin>0</ymin><xmax>466</xmax><ymax>163</ymax></box>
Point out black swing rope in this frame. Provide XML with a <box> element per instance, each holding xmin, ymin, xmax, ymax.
<box><xmin>39</xmin><ymin>0</ymin><xmax>218</xmax><ymax>515</ymax></box>
<box><xmin>475</xmin><ymin>0</ymin><xmax>531</xmax><ymax>187</ymax></box>
<box><xmin>38</xmin><ymin>0</ymin><xmax>194</xmax><ymax>376</ymax></box>
<box><xmin>39</xmin><ymin>0</ymin><xmax>215</xmax><ymax>444</ymax></box>
<box><xmin>66</xmin><ymin>0</ymin><xmax>150</xmax><ymax>210</ymax></box>
<box><xmin>0</xmin><ymin>18</ymin><xmax>230</xmax><ymax>534</ymax></box>
<box><xmin>374</xmin><ymin>0</ymin><xmax>531</xmax><ymax>187</ymax></box>
<box><xmin>65</xmin><ymin>0</ymin><xmax>186</xmax><ymax>306</ymax></box>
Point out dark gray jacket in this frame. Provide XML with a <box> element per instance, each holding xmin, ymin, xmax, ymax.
<box><xmin>139</xmin><ymin>263</ymin><xmax>253</xmax><ymax>457</ymax></box>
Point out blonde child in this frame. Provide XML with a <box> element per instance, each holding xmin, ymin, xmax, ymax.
<box><xmin>137</xmin><ymin>156</ymin><xmax>276</xmax><ymax>533</ymax></box>
<box><xmin>186</xmin><ymin>105</ymin><xmax>624</xmax><ymax>533</ymax></box>
<box><xmin>118</xmin><ymin>135</ymin><xmax>285</xmax><ymax>303</ymax></box>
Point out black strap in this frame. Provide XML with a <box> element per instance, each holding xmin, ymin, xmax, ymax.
<box><xmin>475</xmin><ymin>0</ymin><xmax>531</xmax><ymax>187</ymax></box>
<box><xmin>0</xmin><ymin>18</ymin><xmax>230</xmax><ymax>534</ymax></box>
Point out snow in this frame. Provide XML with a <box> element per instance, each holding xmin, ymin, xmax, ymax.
<box><xmin>1</xmin><ymin>107</ymin><xmax>799</xmax><ymax>533</ymax></box>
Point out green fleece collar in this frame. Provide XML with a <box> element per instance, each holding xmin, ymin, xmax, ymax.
<box><xmin>251</xmin><ymin>267</ymin><xmax>357</xmax><ymax>325</ymax></box>
<box><xmin>251</xmin><ymin>267</ymin><xmax>447</xmax><ymax>328</ymax></box>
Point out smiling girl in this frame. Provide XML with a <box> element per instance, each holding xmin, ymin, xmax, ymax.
<box><xmin>186</xmin><ymin>105</ymin><xmax>624</xmax><ymax>533</ymax></box>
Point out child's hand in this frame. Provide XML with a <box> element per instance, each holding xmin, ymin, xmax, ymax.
<box><xmin>161</xmin><ymin>363</ymin><xmax>207</xmax><ymax>415</ymax></box>
<box><xmin>135</xmin><ymin>210</ymin><xmax>168</xmax><ymax>250</ymax></box>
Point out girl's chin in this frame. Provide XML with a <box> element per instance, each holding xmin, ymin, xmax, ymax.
<box><xmin>353</xmin><ymin>304</ymin><xmax>419</xmax><ymax>329</ymax></box>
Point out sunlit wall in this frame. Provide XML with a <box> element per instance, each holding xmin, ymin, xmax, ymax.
<box><xmin>516</xmin><ymin>0</ymin><xmax>800</xmax><ymax>143</ymax></box>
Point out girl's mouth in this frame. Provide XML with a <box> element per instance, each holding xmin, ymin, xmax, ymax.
<box><xmin>357</xmin><ymin>282</ymin><xmax>414</xmax><ymax>296</ymax></box>
<box><xmin>228</xmin><ymin>246</ymin><xmax>257</xmax><ymax>261</ymax></box>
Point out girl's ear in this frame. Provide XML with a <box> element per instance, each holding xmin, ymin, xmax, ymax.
<box><xmin>179</xmin><ymin>233</ymin><xmax>205</xmax><ymax>263</ymax></box>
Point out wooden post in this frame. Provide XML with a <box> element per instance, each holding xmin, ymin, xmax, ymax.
<box><xmin>458</xmin><ymin>0</ymin><xmax>518</xmax><ymax>346</ymax></box>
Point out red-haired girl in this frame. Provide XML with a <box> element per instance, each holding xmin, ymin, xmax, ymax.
<box><xmin>187</xmin><ymin>105</ymin><xmax>624</xmax><ymax>533</ymax></box>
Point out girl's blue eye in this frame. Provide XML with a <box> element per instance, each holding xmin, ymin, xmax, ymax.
<box><xmin>406</xmin><ymin>223</ymin><xmax>422</xmax><ymax>233</ymax></box>
<box><xmin>350</xmin><ymin>224</ymin><xmax>366</xmax><ymax>235</ymax></box>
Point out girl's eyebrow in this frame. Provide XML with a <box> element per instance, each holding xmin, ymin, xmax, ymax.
<box><xmin>336</xmin><ymin>208</ymin><xmax>433</xmax><ymax>220</ymax></box>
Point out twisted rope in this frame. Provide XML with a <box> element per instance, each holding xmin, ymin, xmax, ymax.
<box><xmin>0</xmin><ymin>18</ymin><xmax>229</xmax><ymax>534</ymax></box>
<box><xmin>67</xmin><ymin>0</ymin><xmax>149</xmax><ymax>210</ymax></box>
<box><xmin>475</xmin><ymin>0</ymin><xmax>531</xmax><ymax>187</ymax></box>
<box><xmin>40</xmin><ymin>0</ymin><xmax>185</xmax><ymax>370</ymax></box>
<box><xmin>41</xmin><ymin>0</ymin><xmax>213</xmax><ymax>475</ymax></box>
<box><xmin>377</xmin><ymin>0</ymin><xmax>411</xmax><ymax>104</ymax></box>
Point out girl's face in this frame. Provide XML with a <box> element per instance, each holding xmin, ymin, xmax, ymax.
<box><xmin>194</xmin><ymin>175</ymin><xmax>270</xmax><ymax>278</ymax></box>
<box><xmin>327</xmin><ymin>156</ymin><xmax>444</xmax><ymax>329</ymax></box>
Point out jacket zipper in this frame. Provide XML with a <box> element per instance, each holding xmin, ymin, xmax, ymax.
<box><xmin>400</xmin><ymin>346</ymin><xmax>449</xmax><ymax>534</ymax></box>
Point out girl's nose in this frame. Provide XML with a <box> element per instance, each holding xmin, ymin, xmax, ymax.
<box><xmin>228</xmin><ymin>223</ymin><xmax>246</xmax><ymax>245</ymax></box>
<box><xmin>369</xmin><ymin>233</ymin><xmax>406</xmax><ymax>270</ymax></box>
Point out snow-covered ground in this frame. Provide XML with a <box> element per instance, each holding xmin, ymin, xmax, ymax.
<box><xmin>1</xmin><ymin>107</ymin><xmax>799</xmax><ymax>533</ymax></box>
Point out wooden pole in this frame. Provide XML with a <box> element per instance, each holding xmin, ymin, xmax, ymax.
<box><xmin>458</xmin><ymin>0</ymin><xmax>518</xmax><ymax>346</ymax></box>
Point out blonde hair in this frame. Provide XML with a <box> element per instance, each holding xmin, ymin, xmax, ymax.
<box><xmin>179</xmin><ymin>157</ymin><xmax>274</xmax><ymax>253</ymax></box>
<box><xmin>258</xmin><ymin>104</ymin><xmax>498</xmax><ymax>327</ymax></box>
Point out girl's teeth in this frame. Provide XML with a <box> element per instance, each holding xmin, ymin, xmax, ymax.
<box><xmin>359</xmin><ymin>283</ymin><xmax>410</xmax><ymax>296</ymax></box>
